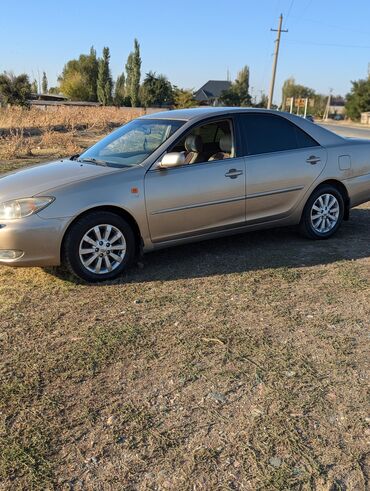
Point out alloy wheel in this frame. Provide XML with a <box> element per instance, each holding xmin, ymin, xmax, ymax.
<box><xmin>310</xmin><ymin>193</ymin><xmax>340</xmax><ymax>234</ymax></box>
<box><xmin>79</xmin><ymin>224</ymin><xmax>126</xmax><ymax>274</ymax></box>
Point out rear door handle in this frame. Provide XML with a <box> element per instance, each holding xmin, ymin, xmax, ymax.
<box><xmin>306</xmin><ymin>155</ymin><xmax>321</xmax><ymax>165</ymax></box>
<box><xmin>225</xmin><ymin>168</ymin><xmax>243</xmax><ymax>179</ymax></box>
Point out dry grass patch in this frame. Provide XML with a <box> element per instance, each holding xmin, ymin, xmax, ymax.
<box><xmin>0</xmin><ymin>105</ymin><xmax>143</xmax><ymax>161</ymax></box>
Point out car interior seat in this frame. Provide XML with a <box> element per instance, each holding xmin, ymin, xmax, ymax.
<box><xmin>208</xmin><ymin>134</ymin><xmax>233</xmax><ymax>161</ymax></box>
<box><xmin>184</xmin><ymin>135</ymin><xmax>205</xmax><ymax>164</ymax></box>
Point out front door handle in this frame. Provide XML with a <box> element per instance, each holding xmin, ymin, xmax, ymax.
<box><xmin>225</xmin><ymin>168</ymin><xmax>243</xmax><ymax>179</ymax></box>
<box><xmin>306</xmin><ymin>155</ymin><xmax>321</xmax><ymax>165</ymax></box>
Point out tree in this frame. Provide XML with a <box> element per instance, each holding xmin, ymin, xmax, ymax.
<box><xmin>0</xmin><ymin>72</ymin><xmax>32</xmax><ymax>107</ymax></box>
<box><xmin>114</xmin><ymin>72</ymin><xmax>126</xmax><ymax>106</ymax></box>
<box><xmin>97</xmin><ymin>47</ymin><xmax>113</xmax><ymax>105</ymax></box>
<box><xmin>31</xmin><ymin>79</ymin><xmax>38</xmax><ymax>93</ymax></box>
<box><xmin>125</xmin><ymin>53</ymin><xmax>133</xmax><ymax>106</ymax></box>
<box><xmin>281</xmin><ymin>77</ymin><xmax>315</xmax><ymax>106</ymax></box>
<box><xmin>345</xmin><ymin>78</ymin><xmax>370</xmax><ymax>120</ymax></box>
<box><xmin>173</xmin><ymin>87</ymin><xmax>197</xmax><ymax>108</ymax></box>
<box><xmin>233</xmin><ymin>66</ymin><xmax>251</xmax><ymax>106</ymax></box>
<box><xmin>219</xmin><ymin>66</ymin><xmax>251</xmax><ymax>106</ymax></box>
<box><xmin>140</xmin><ymin>71</ymin><xmax>173</xmax><ymax>107</ymax></box>
<box><xmin>58</xmin><ymin>46</ymin><xmax>99</xmax><ymax>101</ymax></box>
<box><xmin>281</xmin><ymin>77</ymin><xmax>327</xmax><ymax>116</ymax></box>
<box><xmin>254</xmin><ymin>92</ymin><xmax>268</xmax><ymax>108</ymax></box>
<box><xmin>126</xmin><ymin>39</ymin><xmax>141</xmax><ymax>107</ymax></box>
<box><xmin>42</xmin><ymin>71</ymin><xmax>48</xmax><ymax>93</ymax></box>
<box><xmin>59</xmin><ymin>71</ymin><xmax>90</xmax><ymax>101</ymax></box>
<box><xmin>219</xmin><ymin>88</ymin><xmax>242</xmax><ymax>106</ymax></box>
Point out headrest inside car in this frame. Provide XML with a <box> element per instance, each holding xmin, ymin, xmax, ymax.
<box><xmin>185</xmin><ymin>134</ymin><xmax>203</xmax><ymax>153</ymax></box>
<box><xmin>219</xmin><ymin>134</ymin><xmax>232</xmax><ymax>153</ymax></box>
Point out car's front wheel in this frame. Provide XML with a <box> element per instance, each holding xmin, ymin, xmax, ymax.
<box><xmin>62</xmin><ymin>211</ymin><xmax>135</xmax><ymax>282</ymax></box>
<box><xmin>300</xmin><ymin>185</ymin><xmax>345</xmax><ymax>239</ymax></box>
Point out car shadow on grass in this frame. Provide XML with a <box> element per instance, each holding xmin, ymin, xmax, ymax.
<box><xmin>46</xmin><ymin>207</ymin><xmax>370</xmax><ymax>284</ymax></box>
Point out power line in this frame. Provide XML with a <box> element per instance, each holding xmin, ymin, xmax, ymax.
<box><xmin>287</xmin><ymin>40</ymin><xmax>370</xmax><ymax>49</ymax></box>
<box><xmin>288</xmin><ymin>14</ymin><xmax>370</xmax><ymax>37</ymax></box>
<box><xmin>255</xmin><ymin>0</ymin><xmax>281</xmax><ymax>98</ymax></box>
<box><xmin>285</xmin><ymin>0</ymin><xmax>295</xmax><ymax>20</ymax></box>
<box><xmin>301</xmin><ymin>0</ymin><xmax>314</xmax><ymax>16</ymax></box>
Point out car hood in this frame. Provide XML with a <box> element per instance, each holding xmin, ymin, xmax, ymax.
<box><xmin>0</xmin><ymin>159</ymin><xmax>123</xmax><ymax>201</ymax></box>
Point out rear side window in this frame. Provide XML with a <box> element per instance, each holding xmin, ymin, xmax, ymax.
<box><xmin>239</xmin><ymin>114</ymin><xmax>318</xmax><ymax>156</ymax></box>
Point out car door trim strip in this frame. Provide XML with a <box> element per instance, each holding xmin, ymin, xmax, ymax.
<box><xmin>151</xmin><ymin>195</ymin><xmax>246</xmax><ymax>215</ymax></box>
<box><xmin>246</xmin><ymin>185</ymin><xmax>304</xmax><ymax>200</ymax></box>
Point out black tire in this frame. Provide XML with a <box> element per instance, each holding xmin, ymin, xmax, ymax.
<box><xmin>300</xmin><ymin>185</ymin><xmax>345</xmax><ymax>240</ymax></box>
<box><xmin>62</xmin><ymin>211</ymin><xmax>136</xmax><ymax>282</ymax></box>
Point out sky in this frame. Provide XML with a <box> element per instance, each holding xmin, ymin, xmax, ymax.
<box><xmin>1</xmin><ymin>0</ymin><xmax>370</xmax><ymax>104</ymax></box>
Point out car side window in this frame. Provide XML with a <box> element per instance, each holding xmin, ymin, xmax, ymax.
<box><xmin>239</xmin><ymin>114</ymin><xmax>319</xmax><ymax>156</ymax></box>
<box><xmin>170</xmin><ymin>119</ymin><xmax>235</xmax><ymax>165</ymax></box>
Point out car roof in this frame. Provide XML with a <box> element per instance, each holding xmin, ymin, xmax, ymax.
<box><xmin>139</xmin><ymin>107</ymin><xmax>344</xmax><ymax>146</ymax></box>
<box><xmin>139</xmin><ymin>107</ymin><xmax>278</xmax><ymax>121</ymax></box>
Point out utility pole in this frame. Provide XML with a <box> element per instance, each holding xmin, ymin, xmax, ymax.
<box><xmin>304</xmin><ymin>98</ymin><xmax>308</xmax><ymax>118</ymax></box>
<box><xmin>323</xmin><ymin>88</ymin><xmax>333</xmax><ymax>121</ymax></box>
<box><xmin>267</xmin><ymin>14</ymin><xmax>288</xmax><ymax>109</ymax></box>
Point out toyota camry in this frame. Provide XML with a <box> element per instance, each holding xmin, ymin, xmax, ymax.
<box><xmin>0</xmin><ymin>107</ymin><xmax>369</xmax><ymax>282</ymax></box>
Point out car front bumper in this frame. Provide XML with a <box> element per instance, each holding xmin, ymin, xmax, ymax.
<box><xmin>0</xmin><ymin>215</ymin><xmax>69</xmax><ymax>267</ymax></box>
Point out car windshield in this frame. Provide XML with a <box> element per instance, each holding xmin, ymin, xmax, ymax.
<box><xmin>78</xmin><ymin>118</ymin><xmax>185</xmax><ymax>167</ymax></box>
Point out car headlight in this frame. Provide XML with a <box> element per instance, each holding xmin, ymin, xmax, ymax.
<box><xmin>0</xmin><ymin>197</ymin><xmax>55</xmax><ymax>220</ymax></box>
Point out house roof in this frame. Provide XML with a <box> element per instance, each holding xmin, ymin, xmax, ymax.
<box><xmin>30</xmin><ymin>93</ymin><xmax>69</xmax><ymax>101</ymax></box>
<box><xmin>194</xmin><ymin>80</ymin><xmax>232</xmax><ymax>101</ymax></box>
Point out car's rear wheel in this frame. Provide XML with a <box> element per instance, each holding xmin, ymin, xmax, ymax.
<box><xmin>300</xmin><ymin>185</ymin><xmax>345</xmax><ymax>239</ymax></box>
<box><xmin>62</xmin><ymin>211</ymin><xmax>135</xmax><ymax>282</ymax></box>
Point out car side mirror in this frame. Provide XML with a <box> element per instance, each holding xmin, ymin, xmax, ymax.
<box><xmin>159</xmin><ymin>152</ymin><xmax>186</xmax><ymax>169</ymax></box>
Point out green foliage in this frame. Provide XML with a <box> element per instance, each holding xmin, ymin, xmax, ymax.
<box><xmin>125</xmin><ymin>53</ymin><xmax>133</xmax><ymax>107</ymax></box>
<box><xmin>219</xmin><ymin>88</ymin><xmax>242</xmax><ymax>106</ymax></box>
<box><xmin>173</xmin><ymin>87</ymin><xmax>197</xmax><ymax>108</ymax></box>
<box><xmin>97</xmin><ymin>47</ymin><xmax>113</xmax><ymax>106</ymax></box>
<box><xmin>59</xmin><ymin>71</ymin><xmax>89</xmax><ymax>101</ymax></box>
<box><xmin>281</xmin><ymin>77</ymin><xmax>327</xmax><ymax>117</ymax></box>
<box><xmin>219</xmin><ymin>66</ymin><xmax>251</xmax><ymax>106</ymax></box>
<box><xmin>42</xmin><ymin>72</ymin><xmax>48</xmax><ymax>94</ymax></box>
<box><xmin>254</xmin><ymin>92</ymin><xmax>268</xmax><ymax>108</ymax></box>
<box><xmin>140</xmin><ymin>71</ymin><xmax>173</xmax><ymax>107</ymax></box>
<box><xmin>233</xmin><ymin>66</ymin><xmax>251</xmax><ymax>106</ymax></box>
<box><xmin>31</xmin><ymin>79</ymin><xmax>38</xmax><ymax>94</ymax></box>
<box><xmin>311</xmin><ymin>94</ymin><xmax>327</xmax><ymax>118</ymax></box>
<box><xmin>281</xmin><ymin>77</ymin><xmax>315</xmax><ymax>103</ymax></box>
<box><xmin>125</xmin><ymin>39</ymin><xmax>141</xmax><ymax>107</ymax></box>
<box><xmin>114</xmin><ymin>72</ymin><xmax>126</xmax><ymax>106</ymax></box>
<box><xmin>0</xmin><ymin>72</ymin><xmax>31</xmax><ymax>107</ymax></box>
<box><xmin>345</xmin><ymin>78</ymin><xmax>370</xmax><ymax>120</ymax></box>
<box><xmin>58</xmin><ymin>46</ymin><xmax>99</xmax><ymax>101</ymax></box>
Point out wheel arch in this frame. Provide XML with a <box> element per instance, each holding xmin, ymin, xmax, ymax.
<box><xmin>60</xmin><ymin>205</ymin><xmax>143</xmax><ymax>261</ymax></box>
<box><xmin>303</xmin><ymin>179</ymin><xmax>350</xmax><ymax>221</ymax></box>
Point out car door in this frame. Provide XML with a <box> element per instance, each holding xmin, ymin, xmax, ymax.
<box><xmin>144</xmin><ymin>118</ymin><xmax>246</xmax><ymax>243</ymax></box>
<box><xmin>238</xmin><ymin>113</ymin><xmax>327</xmax><ymax>224</ymax></box>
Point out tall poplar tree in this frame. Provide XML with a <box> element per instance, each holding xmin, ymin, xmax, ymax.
<box><xmin>42</xmin><ymin>71</ymin><xmax>48</xmax><ymax>93</ymax></box>
<box><xmin>125</xmin><ymin>39</ymin><xmax>141</xmax><ymax>107</ymax></box>
<box><xmin>114</xmin><ymin>72</ymin><xmax>126</xmax><ymax>106</ymax></box>
<box><xmin>97</xmin><ymin>47</ymin><xmax>113</xmax><ymax>105</ymax></box>
<box><xmin>31</xmin><ymin>79</ymin><xmax>38</xmax><ymax>93</ymax></box>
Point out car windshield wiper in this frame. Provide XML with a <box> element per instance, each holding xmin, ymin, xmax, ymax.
<box><xmin>77</xmin><ymin>157</ymin><xmax>132</xmax><ymax>168</ymax></box>
<box><xmin>77</xmin><ymin>157</ymin><xmax>108</xmax><ymax>167</ymax></box>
